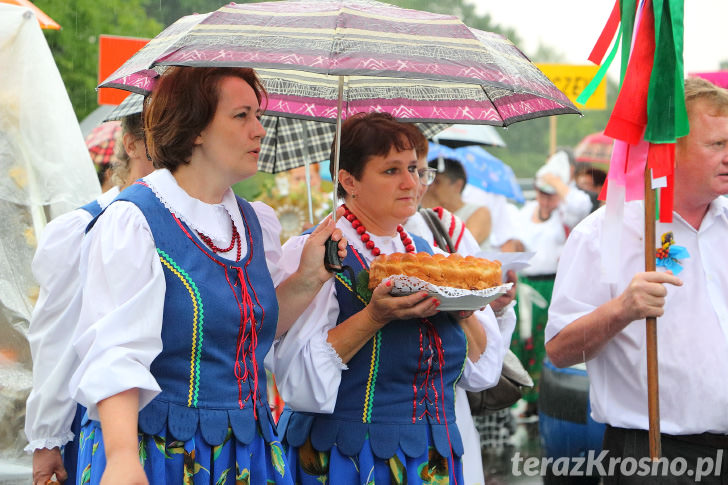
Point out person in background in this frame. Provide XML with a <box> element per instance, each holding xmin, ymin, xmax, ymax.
<box><xmin>67</xmin><ymin>66</ymin><xmax>346</xmax><ymax>485</ymax></box>
<box><xmin>24</xmin><ymin>113</ymin><xmax>153</xmax><ymax>485</ymax></box>
<box><xmin>509</xmin><ymin>150</ymin><xmax>591</xmax><ymax>417</ymax></box>
<box><xmin>574</xmin><ymin>163</ymin><xmax>607</xmax><ymax>213</ymax></box>
<box><xmin>96</xmin><ymin>161</ymin><xmax>115</xmax><ymax>193</ymax></box>
<box><xmin>404</xmin><ymin>129</ymin><xmax>517</xmax><ymax>485</ymax></box>
<box><xmin>421</xmin><ymin>157</ymin><xmax>493</xmax><ymax>249</ymax></box>
<box><xmin>273</xmin><ymin>112</ymin><xmax>513</xmax><ymax>484</ymax></box>
<box><xmin>546</xmin><ymin>77</ymin><xmax>728</xmax><ymax>484</ymax></box>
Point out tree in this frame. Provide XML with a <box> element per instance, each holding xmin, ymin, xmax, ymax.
<box><xmin>35</xmin><ymin>0</ymin><xmax>163</xmax><ymax>120</ymax></box>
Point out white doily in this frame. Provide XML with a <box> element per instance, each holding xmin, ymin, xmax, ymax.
<box><xmin>386</xmin><ymin>275</ymin><xmax>513</xmax><ymax>311</ymax></box>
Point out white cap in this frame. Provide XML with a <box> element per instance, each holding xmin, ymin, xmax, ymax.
<box><xmin>535</xmin><ymin>151</ymin><xmax>570</xmax><ymax>194</ymax></box>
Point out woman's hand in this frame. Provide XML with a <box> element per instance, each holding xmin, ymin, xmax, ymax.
<box><xmin>297</xmin><ymin>208</ymin><xmax>347</xmax><ymax>285</ymax></box>
<box><xmin>101</xmin><ymin>450</ymin><xmax>147</xmax><ymax>485</ymax></box>
<box><xmin>490</xmin><ymin>270</ymin><xmax>517</xmax><ymax>315</ymax></box>
<box><xmin>365</xmin><ymin>280</ymin><xmax>440</xmax><ymax>328</ymax></box>
<box><xmin>32</xmin><ymin>448</ymin><xmax>66</xmax><ymax>485</ymax></box>
<box><xmin>452</xmin><ymin>312</ymin><xmax>488</xmax><ymax>360</ymax></box>
<box><xmin>275</xmin><ymin>208</ymin><xmax>348</xmax><ymax>337</ymax></box>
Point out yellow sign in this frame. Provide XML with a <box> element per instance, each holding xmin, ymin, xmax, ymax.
<box><xmin>536</xmin><ymin>63</ymin><xmax>607</xmax><ymax>110</ymax></box>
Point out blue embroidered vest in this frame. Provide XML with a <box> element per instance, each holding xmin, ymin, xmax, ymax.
<box><xmin>285</xmin><ymin>235</ymin><xmax>467</xmax><ymax>459</ymax></box>
<box><xmin>105</xmin><ymin>182</ymin><xmax>279</xmax><ymax>446</ymax></box>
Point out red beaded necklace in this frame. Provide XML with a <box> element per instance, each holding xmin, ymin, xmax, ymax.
<box><xmin>342</xmin><ymin>204</ymin><xmax>415</xmax><ymax>256</ymax></box>
<box><xmin>196</xmin><ymin>215</ymin><xmax>241</xmax><ymax>261</ymax></box>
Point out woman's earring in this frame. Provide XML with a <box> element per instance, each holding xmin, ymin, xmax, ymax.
<box><xmin>351</xmin><ymin>193</ymin><xmax>357</xmax><ymax>199</ymax></box>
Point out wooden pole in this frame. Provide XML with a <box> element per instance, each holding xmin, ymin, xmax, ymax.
<box><xmin>643</xmin><ymin>164</ymin><xmax>661</xmax><ymax>459</ymax></box>
<box><xmin>549</xmin><ymin>116</ymin><xmax>557</xmax><ymax>155</ymax></box>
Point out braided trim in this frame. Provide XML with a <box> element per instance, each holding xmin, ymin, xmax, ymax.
<box><xmin>157</xmin><ymin>249</ymin><xmax>204</xmax><ymax>408</ymax></box>
<box><xmin>334</xmin><ymin>273</ymin><xmax>368</xmax><ymax>306</ymax></box>
<box><xmin>362</xmin><ymin>331</ymin><xmax>382</xmax><ymax>423</ymax></box>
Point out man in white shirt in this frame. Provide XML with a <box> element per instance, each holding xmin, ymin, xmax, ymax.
<box><xmin>546</xmin><ymin>77</ymin><xmax>728</xmax><ymax>483</ymax></box>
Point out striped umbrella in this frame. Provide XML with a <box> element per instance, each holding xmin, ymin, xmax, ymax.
<box><xmin>99</xmin><ymin>0</ymin><xmax>579</xmax><ymax>241</ymax></box>
<box><xmin>98</xmin><ymin>0</ymin><xmax>578</xmax><ymax>126</ymax></box>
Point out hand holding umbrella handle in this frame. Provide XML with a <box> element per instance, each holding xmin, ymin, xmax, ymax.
<box><xmin>324</xmin><ymin>237</ymin><xmax>343</xmax><ymax>273</ymax></box>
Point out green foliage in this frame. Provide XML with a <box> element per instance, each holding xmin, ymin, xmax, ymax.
<box><xmin>35</xmin><ymin>0</ymin><xmax>162</xmax><ymax>120</ymax></box>
<box><xmin>492</xmin><ymin>81</ymin><xmax>619</xmax><ymax>178</ymax></box>
<box><xmin>232</xmin><ymin>171</ymin><xmax>276</xmax><ymax>200</ymax></box>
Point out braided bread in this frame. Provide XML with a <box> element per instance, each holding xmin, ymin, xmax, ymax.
<box><xmin>368</xmin><ymin>252</ymin><xmax>501</xmax><ymax>290</ymax></box>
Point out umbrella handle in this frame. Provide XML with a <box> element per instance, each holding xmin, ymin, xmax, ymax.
<box><xmin>324</xmin><ymin>237</ymin><xmax>343</xmax><ymax>273</ymax></box>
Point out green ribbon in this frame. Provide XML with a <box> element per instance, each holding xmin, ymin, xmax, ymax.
<box><xmin>576</xmin><ymin>25</ymin><xmax>622</xmax><ymax>106</ymax></box>
<box><xmin>645</xmin><ymin>0</ymin><xmax>688</xmax><ymax>143</ymax></box>
<box><xmin>619</xmin><ymin>0</ymin><xmax>638</xmax><ymax>87</ymax></box>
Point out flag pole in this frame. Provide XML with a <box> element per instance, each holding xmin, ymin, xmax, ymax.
<box><xmin>643</xmin><ymin>163</ymin><xmax>661</xmax><ymax>459</ymax></box>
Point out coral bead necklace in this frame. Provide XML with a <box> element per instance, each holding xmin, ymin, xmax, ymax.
<box><xmin>196</xmin><ymin>215</ymin><xmax>242</xmax><ymax>261</ymax></box>
<box><xmin>342</xmin><ymin>204</ymin><xmax>415</xmax><ymax>256</ymax></box>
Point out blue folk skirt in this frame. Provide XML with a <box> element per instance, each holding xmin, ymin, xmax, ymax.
<box><xmin>286</xmin><ymin>435</ymin><xmax>463</xmax><ymax>485</ymax></box>
<box><xmin>76</xmin><ymin>419</ymin><xmax>292</xmax><ymax>485</ymax></box>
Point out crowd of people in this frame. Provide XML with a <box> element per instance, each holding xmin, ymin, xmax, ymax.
<box><xmin>22</xmin><ymin>65</ymin><xmax>728</xmax><ymax>485</ymax></box>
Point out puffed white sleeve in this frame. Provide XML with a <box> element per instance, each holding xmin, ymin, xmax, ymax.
<box><xmin>250</xmin><ymin>201</ymin><xmax>284</xmax><ymax>285</ymax></box>
<box><xmin>269</xmin><ymin>234</ymin><xmax>347</xmax><ymax>414</ymax></box>
<box><xmin>68</xmin><ymin>201</ymin><xmax>165</xmax><ymax>421</ymax></box>
<box><xmin>458</xmin><ymin>304</ymin><xmax>516</xmax><ymax>391</ymax></box>
<box><xmin>24</xmin><ymin>210</ymin><xmax>92</xmax><ymax>451</ymax></box>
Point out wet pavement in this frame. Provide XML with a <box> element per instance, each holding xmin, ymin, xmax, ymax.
<box><xmin>484</xmin><ymin>418</ymin><xmax>544</xmax><ymax>485</ymax></box>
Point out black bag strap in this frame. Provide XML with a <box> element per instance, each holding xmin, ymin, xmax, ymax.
<box><xmin>419</xmin><ymin>207</ymin><xmax>455</xmax><ymax>253</ymax></box>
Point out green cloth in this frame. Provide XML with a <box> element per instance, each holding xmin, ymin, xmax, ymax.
<box><xmin>511</xmin><ymin>275</ymin><xmax>555</xmax><ymax>404</ymax></box>
<box><xmin>645</xmin><ymin>0</ymin><xmax>688</xmax><ymax>143</ymax></box>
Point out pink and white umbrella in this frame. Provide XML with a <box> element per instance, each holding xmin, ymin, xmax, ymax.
<box><xmin>99</xmin><ymin>0</ymin><xmax>578</xmax><ymax>127</ymax></box>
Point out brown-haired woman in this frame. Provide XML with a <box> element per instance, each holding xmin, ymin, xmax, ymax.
<box><xmin>273</xmin><ymin>112</ymin><xmax>510</xmax><ymax>485</ymax></box>
<box><xmin>68</xmin><ymin>66</ymin><xmax>345</xmax><ymax>485</ymax></box>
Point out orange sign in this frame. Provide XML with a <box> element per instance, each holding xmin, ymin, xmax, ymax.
<box><xmin>98</xmin><ymin>35</ymin><xmax>150</xmax><ymax>105</ymax></box>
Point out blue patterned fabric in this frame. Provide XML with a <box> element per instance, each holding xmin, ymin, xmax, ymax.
<box><xmin>284</xmin><ymin>236</ymin><xmax>468</xmax><ymax>484</ymax></box>
<box><xmin>78</xmin><ymin>182</ymin><xmax>290</xmax><ymax>484</ymax></box>
<box><xmin>61</xmin><ymin>404</ymin><xmax>85</xmax><ymax>485</ymax></box>
<box><xmin>77</xmin><ymin>419</ymin><xmax>290</xmax><ymax>485</ymax></box>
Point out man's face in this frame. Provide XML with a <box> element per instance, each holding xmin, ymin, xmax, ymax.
<box><xmin>675</xmin><ymin>101</ymin><xmax>728</xmax><ymax>204</ymax></box>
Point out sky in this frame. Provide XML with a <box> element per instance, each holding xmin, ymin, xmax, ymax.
<box><xmin>471</xmin><ymin>1</ymin><xmax>728</xmax><ymax>79</ymax></box>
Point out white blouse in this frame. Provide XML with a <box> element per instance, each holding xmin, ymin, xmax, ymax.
<box><xmin>25</xmin><ymin>187</ymin><xmax>119</xmax><ymax>451</ymax></box>
<box><xmin>271</xmin><ymin>218</ymin><xmax>516</xmax><ymax>413</ymax></box>
<box><xmin>68</xmin><ymin>169</ymin><xmax>283</xmax><ymax>421</ymax></box>
<box><xmin>547</xmin><ymin>199</ymin><xmax>728</xmax><ymax>434</ymax></box>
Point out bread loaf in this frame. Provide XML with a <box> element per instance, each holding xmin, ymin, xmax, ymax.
<box><xmin>368</xmin><ymin>252</ymin><xmax>501</xmax><ymax>290</ymax></box>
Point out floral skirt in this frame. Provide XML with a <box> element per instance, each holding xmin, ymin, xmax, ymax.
<box><xmin>287</xmin><ymin>436</ymin><xmax>463</xmax><ymax>485</ymax></box>
<box><xmin>76</xmin><ymin>419</ymin><xmax>292</xmax><ymax>485</ymax></box>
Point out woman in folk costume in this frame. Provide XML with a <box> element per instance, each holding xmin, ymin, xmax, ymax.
<box><xmin>68</xmin><ymin>66</ymin><xmax>346</xmax><ymax>485</ymax></box>
<box><xmin>26</xmin><ymin>113</ymin><xmax>154</xmax><ymax>485</ymax></box>
<box><xmin>272</xmin><ymin>112</ymin><xmax>513</xmax><ymax>485</ymax></box>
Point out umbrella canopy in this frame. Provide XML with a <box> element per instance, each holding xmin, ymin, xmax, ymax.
<box><xmin>574</xmin><ymin>131</ymin><xmax>614</xmax><ymax>164</ymax></box>
<box><xmin>98</xmin><ymin>0</ymin><xmax>579</xmax><ymax>126</ymax></box>
<box><xmin>85</xmin><ymin>121</ymin><xmax>121</xmax><ymax>167</ymax></box>
<box><xmin>0</xmin><ymin>0</ymin><xmax>60</xmax><ymax>30</ymax></box>
<box><xmin>427</xmin><ymin>142</ymin><xmax>524</xmax><ymax>203</ymax></box>
<box><xmin>433</xmin><ymin>124</ymin><xmax>506</xmax><ymax>148</ymax></box>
